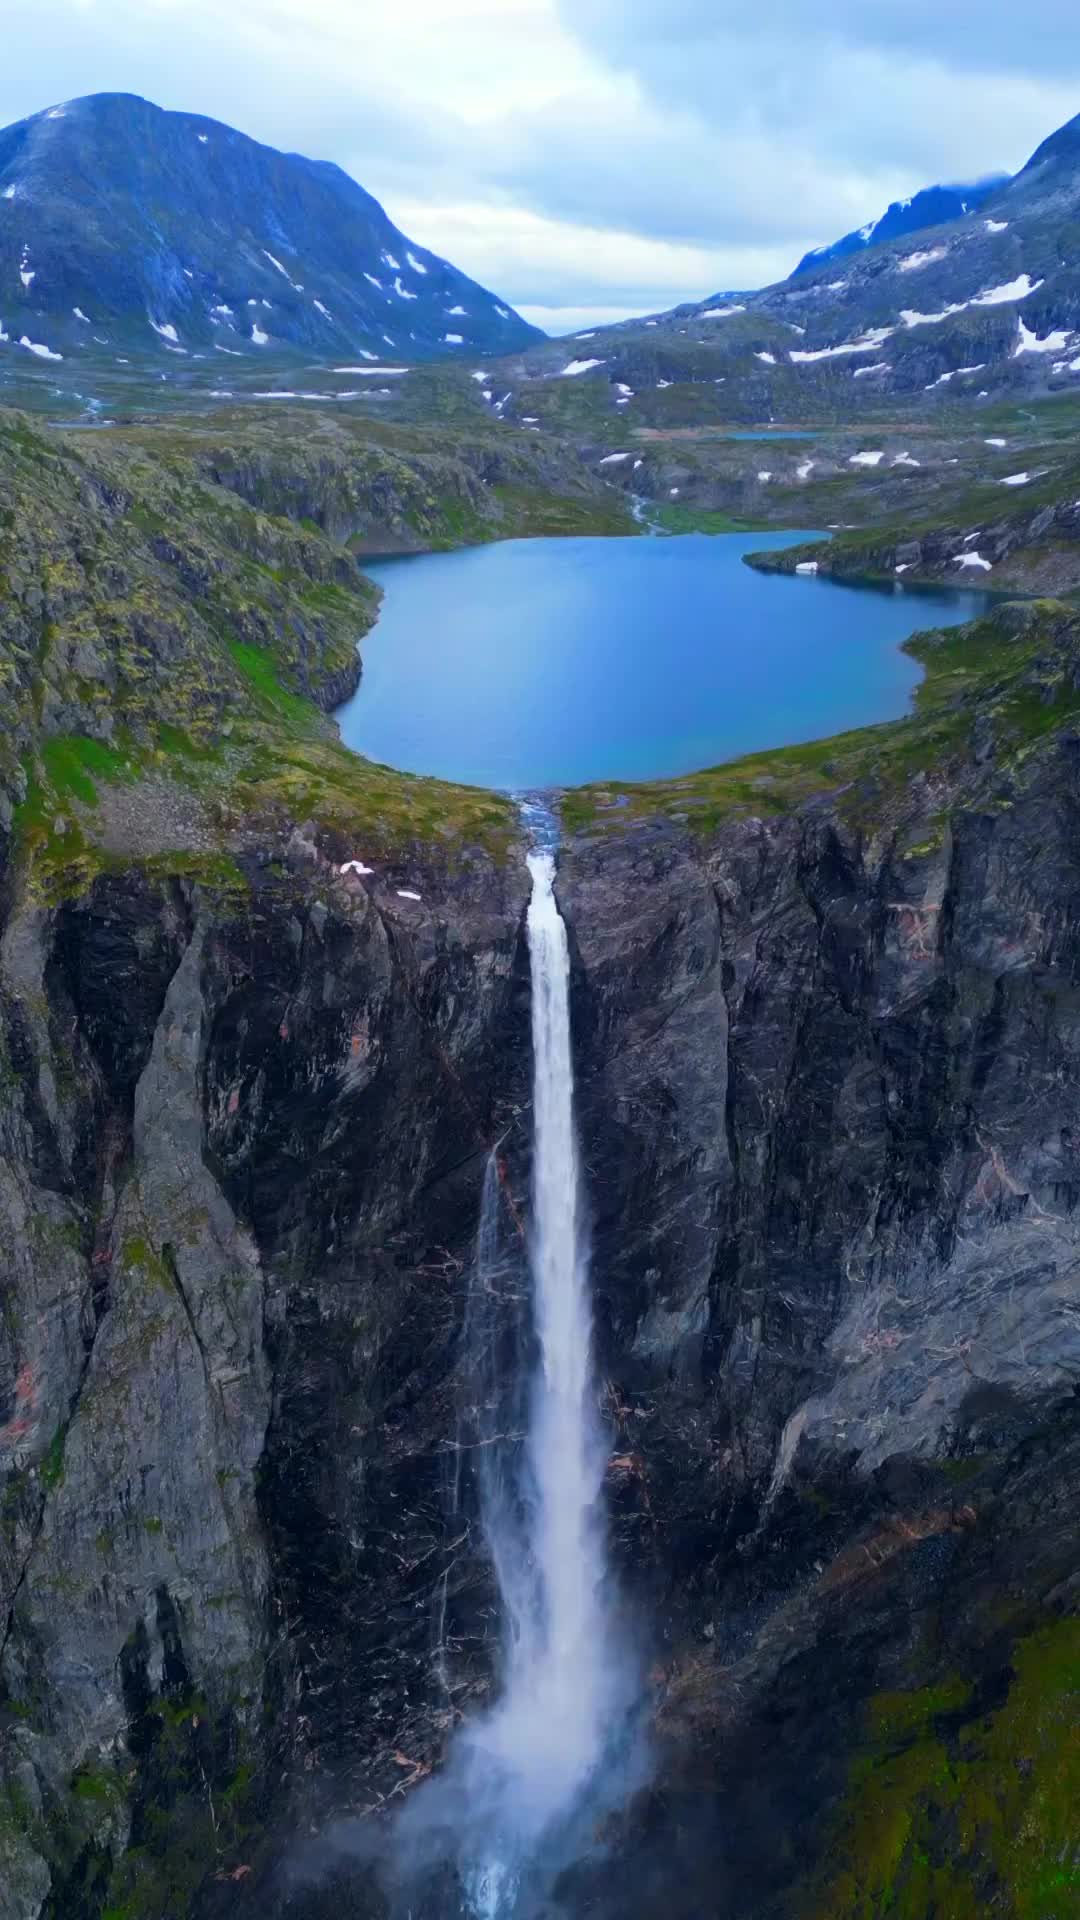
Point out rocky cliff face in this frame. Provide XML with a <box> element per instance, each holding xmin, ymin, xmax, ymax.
<box><xmin>0</xmin><ymin>835</ymin><xmax>532</xmax><ymax>1917</ymax></box>
<box><xmin>3</xmin><ymin>658</ymin><xmax>1079</xmax><ymax>1915</ymax></box>
<box><xmin>749</xmin><ymin>482</ymin><xmax>1080</xmax><ymax>595</ymax></box>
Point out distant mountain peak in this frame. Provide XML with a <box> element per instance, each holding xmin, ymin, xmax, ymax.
<box><xmin>1012</xmin><ymin>109</ymin><xmax>1080</xmax><ymax>183</ymax></box>
<box><xmin>0</xmin><ymin>91</ymin><xmax>542</xmax><ymax>360</ymax></box>
<box><xmin>791</xmin><ymin>177</ymin><xmax>1009</xmax><ymax>279</ymax></box>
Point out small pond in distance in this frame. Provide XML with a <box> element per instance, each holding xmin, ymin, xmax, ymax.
<box><xmin>336</xmin><ymin>531</ymin><xmax>990</xmax><ymax>790</ymax></box>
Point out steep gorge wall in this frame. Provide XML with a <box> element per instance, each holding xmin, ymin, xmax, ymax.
<box><xmin>557</xmin><ymin>754</ymin><xmax>1080</xmax><ymax>1917</ymax></box>
<box><xmin>565</xmin><ymin>753</ymin><xmax>1080</xmax><ymax>1512</ymax></box>
<box><xmin>2</xmin><ymin>722</ymin><xmax>1080</xmax><ymax>1917</ymax></box>
<box><xmin>0</xmin><ymin>843</ymin><xmax>530</xmax><ymax>1917</ymax></box>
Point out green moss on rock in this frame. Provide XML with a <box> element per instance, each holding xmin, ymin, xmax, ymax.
<box><xmin>806</xmin><ymin>1618</ymin><xmax>1080</xmax><ymax>1920</ymax></box>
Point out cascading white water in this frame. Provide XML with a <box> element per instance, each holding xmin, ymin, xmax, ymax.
<box><xmin>391</xmin><ymin>842</ymin><xmax>637</xmax><ymax>1919</ymax></box>
<box><xmin>459</xmin><ymin>848</ymin><xmax>616</xmax><ymax>1916</ymax></box>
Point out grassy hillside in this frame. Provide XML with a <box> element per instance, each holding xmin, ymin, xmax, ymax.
<box><xmin>0</xmin><ymin>407</ymin><xmax>635</xmax><ymax>900</ymax></box>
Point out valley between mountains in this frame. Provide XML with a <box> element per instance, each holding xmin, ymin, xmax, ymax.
<box><xmin>1</xmin><ymin>86</ymin><xmax>1079</xmax><ymax>1920</ymax></box>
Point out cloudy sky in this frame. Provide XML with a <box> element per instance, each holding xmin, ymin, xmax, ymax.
<box><xmin>4</xmin><ymin>0</ymin><xmax>1080</xmax><ymax>331</ymax></box>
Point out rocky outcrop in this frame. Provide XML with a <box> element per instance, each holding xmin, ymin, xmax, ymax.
<box><xmin>748</xmin><ymin>488</ymin><xmax>1080</xmax><ymax>592</ymax></box>
<box><xmin>551</xmin><ymin>732</ymin><xmax>1080</xmax><ymax>1916</ymax></box>
<box><xmin>190</xmin><ymin>416</ymin><xmax>630</xmax><ymax>553</ymax></box>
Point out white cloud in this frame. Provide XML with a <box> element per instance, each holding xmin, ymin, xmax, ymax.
<box><xmin>388</xmin><ymin>198</ymin><xmax>792</xmax><ymax>321</ymax></box>
<box><xmin>516</xmin><ymin>303</ymin><xmax>655</xmax><ymax>334</ymax></box>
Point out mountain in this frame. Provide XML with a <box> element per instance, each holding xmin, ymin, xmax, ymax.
<box><xmin>758</xmin><ymin>113</ymin><xmax>1080</xmax><ymax>396</ymax></box>
<box><xmin>1014</xmin><ymin>107</ymin><xmax>1080</xmax><ymax>190</ymax></box>
<box><xmin>0</xmin><ymin>92</ymin><xmax>542</xmax><ymax>363</ymax></box>
<box><xmin>791</xmin><ymin>177</ymin><xmax>1007</xmax><ymax>277</ymax></box>
<box><xmin>487</xmin><ymin>106</ymin><xmax>1080</xmax><ymax>433</ymax></box>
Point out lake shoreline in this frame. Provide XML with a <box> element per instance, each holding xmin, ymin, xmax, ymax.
<box><xmin>337</xmin><ymin>531</ymin><xmax>990</xmax><ymax>791</ymax></box>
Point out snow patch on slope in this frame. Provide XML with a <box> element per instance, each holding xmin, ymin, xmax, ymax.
<box><xmin>1015</xmin><ymin>319</ymin><xmax>1072</xmax><ymax>355</ymax></box>
<box><xmin>263</xmin><ymin>249</ymin><xmax>303</xmax><ymax>292</ymax></box>
<box><xmin>973</xmin><ymin>273</ymin><xmax>1043</xmax><ymax>306</ymax></box>
<box><xmin>898</xmin><ymin>246</ymin><xmax>948</xmax><ymax>272</ymax></box>
<box><xmin>791</xmin><ymin>326</ymin><xmax>894</xmax><ymax>363</ymax></box>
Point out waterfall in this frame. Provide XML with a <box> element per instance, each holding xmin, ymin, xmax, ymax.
<box><xmin>395</xmin><ymin>844</ymin><xmax>635</xmax><ymax>1920</ymax></box>
<box><xmin>463</xmin><ymin>848</ymin><xmax>621</xmax><ymax>1915</ymax></box>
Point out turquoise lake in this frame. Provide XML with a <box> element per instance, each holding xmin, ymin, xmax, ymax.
<box><xmin>336</xmin><ymin>532</ymin><xmax>990</xmax><ymax>790</ymax></box>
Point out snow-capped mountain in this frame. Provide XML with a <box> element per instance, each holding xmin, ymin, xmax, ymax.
<box><xmin>791</xmin><ymin>179</ymin><xmax>1008</xmax><ymax>278</ymax></box>
<box><xmin>761</xmin><ymin>114</ymin><xmax>1080</xmax><ymax>396</ymax></box>
<box><xmin>494</xmin><ymin>109</ymin><xmax>1080</xmax><ymax>425</ymax></box>
<box><xmin>0</xmin><ymin>92</ymin><xmax>542</xmax><ymax>363</ymax></box>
